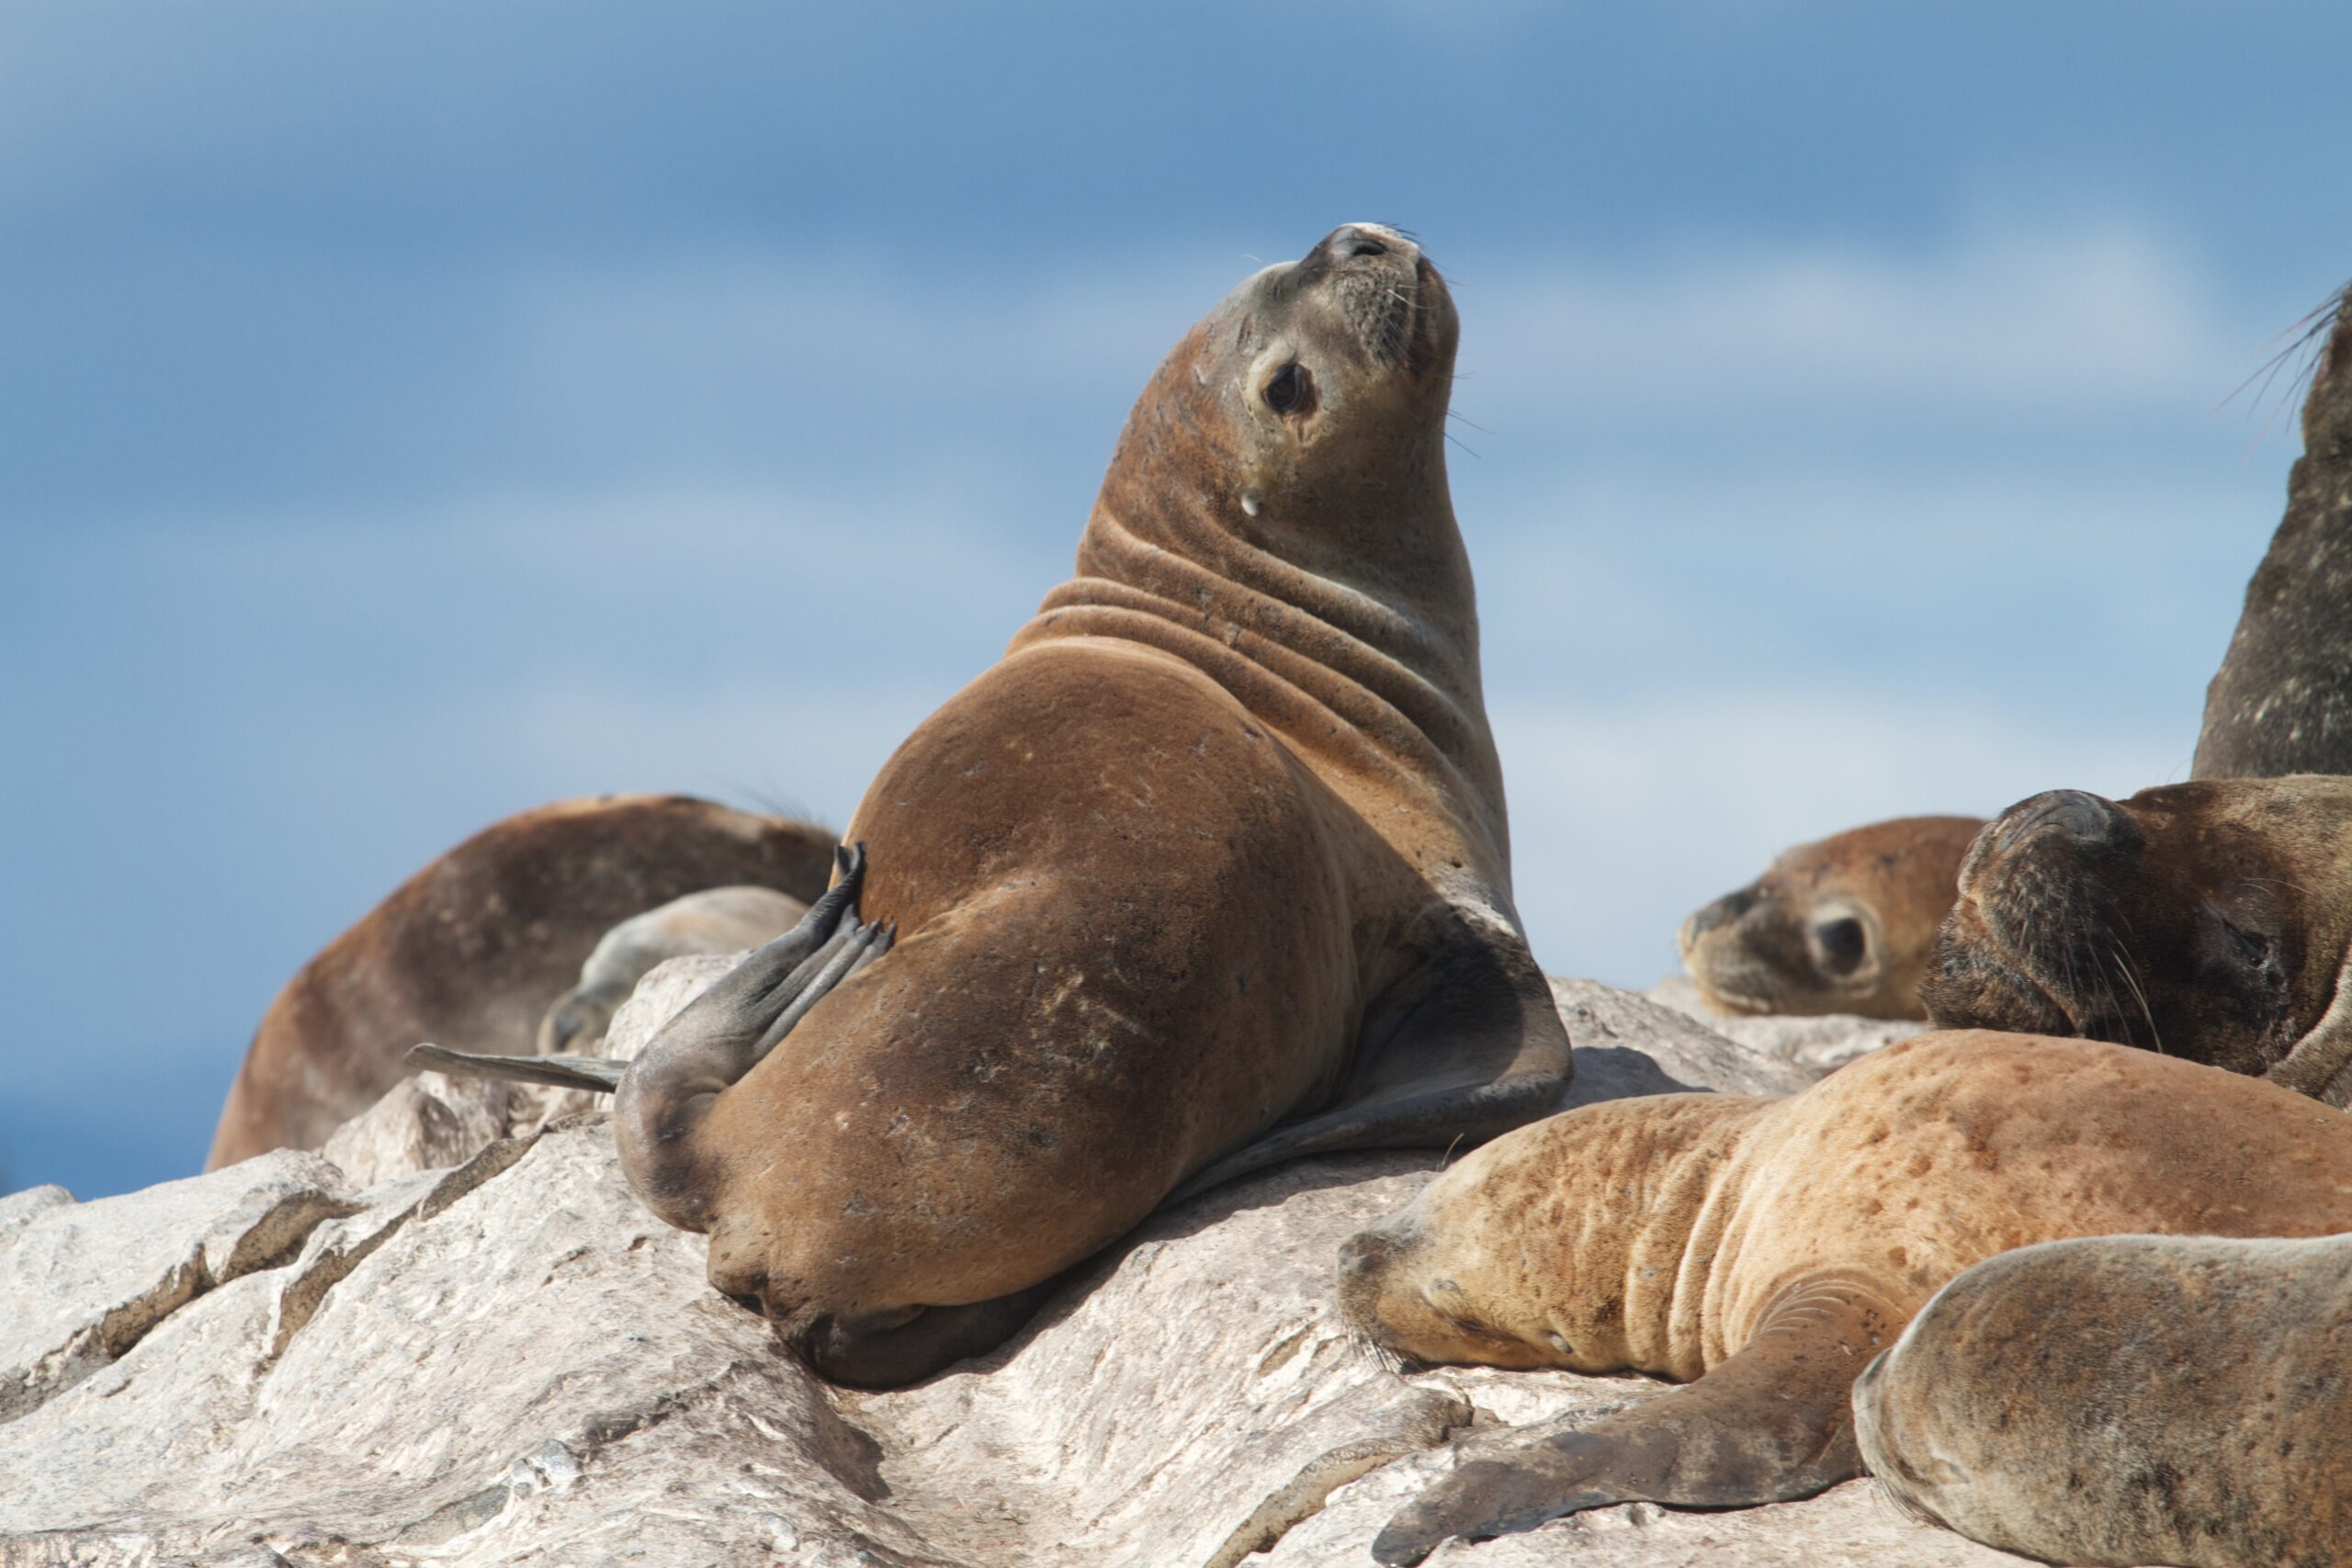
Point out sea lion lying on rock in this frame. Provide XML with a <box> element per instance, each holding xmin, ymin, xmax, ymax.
<box><xmin>425</xmin><ymin>224</ymin><xmax>1572</xmax><ymax>1389</ymax></box>
<box><xmin>208</xmin><ymin>795</ymin><xmax>836</xmax><ymax>1168</ymax></box>
<box><xmin>1338</xmin><ymin>1032</ymin><xmax>2352</xmax><ymax>1563</ymax></box>
<box><xmin>1920</xmin><ymin>776</ymin><xmax>2352</xmax><ymax>1103</ymax></box>
<box><xmin>1679</xmin><ymin>815</ymin><xmax>1983</xmax><ymax>1021</ymax></box>
<box><xmin>1854</xmin><ymin>1229</ymin><xmax>2352</xmax><ymax>1568</ymax></box>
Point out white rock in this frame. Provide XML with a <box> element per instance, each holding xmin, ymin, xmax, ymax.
<box><xmin>1646</xmin><ymin>975</ymin><xmax>1929</xmax><ymax>1077</ymax></box>
<box><xmin>0</xmin><ymin>976</ymin><xmax>2031</xmax><ymax>1566</ymax></box>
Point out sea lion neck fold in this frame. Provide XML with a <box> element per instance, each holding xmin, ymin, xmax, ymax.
<box><xmin>1012</xmin><ymin>226</ymin><xmax>1509</xmax><ymax>886</ymax></box>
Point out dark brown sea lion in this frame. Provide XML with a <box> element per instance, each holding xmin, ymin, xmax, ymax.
<box><xmin>424</xmin><ymin>223</ymin><xmax>1572</xmax><ymax>1390</ymax></box>
<box><xmin>207</xmin><ymin>795</ymin><xmax>835</xmax><ymax>1168</ymax></box>
<box><xmin>1918</xmin><ymin>776</ymin><xmax>2352</xmax><ymax>1103</ymax></box>
<box><xmin>1679</xmin><ymin>815</ymin><xmax>1983</xmax><ymax>1021</ymax></box>
<box><xmin>1855</xmin><ymin>1231</ymin><xmax>2352</xmax><ymax>1568</ymax></box>
<box><xmin>2195</xmin><ymin>282</ymin><xmax>2352</xmax><ymax>780</ymax></box>
<box><xmin>1338</xmin><ymin>1032</ymin><xmax>2352</xmax><ymax>1564</ymax></box>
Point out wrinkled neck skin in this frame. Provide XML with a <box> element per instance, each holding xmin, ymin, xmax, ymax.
<box><xmin>1613</xmin><ymin>1101</ymin><xmax>1773</xmax><ymax>1382</ymax></box>
<box><xmin>1009</xmin><ymin>316</ymin><xmax>1510</xmax><ymax>907</ymax></box>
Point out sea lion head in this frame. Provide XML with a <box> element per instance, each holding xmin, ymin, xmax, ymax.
<box><xmin>1679</xmin><ymin>816</ymin><xmax>1983</xmax><ymax>1020</ymax></box>
<box><xmin>1097</xmin><ymin>223</ymin><xmax>1460</xmax><ymax>547</ymax></box>
<box><xmin>1919</xmin><ymin>777</ymin><xmax>2352</xmax><ymax>1080</ymax></box>
<box><xmin>1334</xmin><ymin>1099</ymin><xmax>1735</xmax><ymax>1374</ymax></box>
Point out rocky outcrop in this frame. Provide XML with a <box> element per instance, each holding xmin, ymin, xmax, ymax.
<box><xmin>0</xmin><ymin>975</ymin><xmax>2011</xmax><ymax>1568</ymax></box>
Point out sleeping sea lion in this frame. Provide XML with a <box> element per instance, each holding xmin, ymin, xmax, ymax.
<box><xmin>1339</xmin><ymin>1032</ymin><xmax>2352</xmax><ymax>1563</ymax></box>
<box><xmin>1919</xmin><ymin>776</ymin><xmax>2352</xmax><ymax>1103</ymax></box>
<box><xmin>208</xmin><ymin>795</ymin><xmax>834</xmax><ymax>1168</ymax></box>
<box><xmin>424</xmin><ymin>224</ymin><xmax>1572</xmax><ymax>1389</ymax></box>
<box><xmin>1679</xmin><ymin>815</ymin><xmax>1983</xmax><ymax>1021</ymax></box>
<box><xmin>1854</xmin><ymin>1230</ymin><xmax>2352</xmax><ymax>1568</ymax></box>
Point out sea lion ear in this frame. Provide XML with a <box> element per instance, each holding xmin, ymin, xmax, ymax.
<box><xmin>2265</xmin><ymin>946</ymin><xmax>2352</xmax><ymax>1107</ymax></box>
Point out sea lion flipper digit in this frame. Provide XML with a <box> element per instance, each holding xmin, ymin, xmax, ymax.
<box><xmin>1166</xmin><ymin>940</ymin><xmax>1569</xmax><ymax>1205</ymax></box>
<box><xmin>1370</xmin><ymin>1274</ymin><xmax>1886</xmax><ymax>1565</ymax></box>
<box><xmin>406</xmin><ymin>1042</ymin><xmax>628</xmax><ymax>1093</ymax></box>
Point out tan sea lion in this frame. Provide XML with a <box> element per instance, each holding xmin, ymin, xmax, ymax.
<box><xmin>1854</xmin><ymin>1230</ymin><xmax>2352</xmax><ymax>1568</ymax></box>
<box><xmin>424</xmin><ymin>224</ymin><xmax>1572</xmax><ymax>1390</ymax></box>
<box><xmin>1679</xmin><ymin>815</ymin><xmax>1983</xmax><ymax>1021</ymax></box>
<box><xmin>537</xmin><ymin>885</ymin><xmax>809</xmax><ymax>1055</ymax></box>
<box><xmin>1919</xmin><ymin>776</ymin><xmax>2352</xmax><ymax>1102</ymax></box>
<box><xmin>208</xmin><ymin>795</ymin><xmax>835</xmax><ymax>1168</ymax></box>
<box><xmin>1337</xmin><ymin>1032</ymin><xmax>2352</xmax><ymax>1564</ymax></box>
<box><xmin>2195</xmin><ymin>281</ymin><xmax>2352</xmax><ymax>780</ymax></box>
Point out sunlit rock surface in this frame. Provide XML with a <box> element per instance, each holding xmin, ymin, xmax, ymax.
<box><xmin>0</xmin><ymin>973</ymin><xmax>2015</xmax><ymax>1568</ymax></box>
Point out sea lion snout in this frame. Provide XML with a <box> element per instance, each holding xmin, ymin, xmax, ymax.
<box><xmin>1987</xmin><ymin>788</ymin><xmax>2131</xmax><ymax>857</ymax></box>
<box><xmin>1680</xmin><ymin>884</ymin><xmax>1758</xmax><ymax>942</ymax></box>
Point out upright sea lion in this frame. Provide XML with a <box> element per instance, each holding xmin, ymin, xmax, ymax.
<box><xmin>2195</xmin><ymin>282</ymin><xmax>2352</xmax><ymax>780</ymax></box>
<box><xmin>1854</xmin><ymin>1230</ymin><xmax>2352</xmax><ymax>1568</ymax></box>
<box><xmin>1337</xmin><ymin>1032</ymin><xmax>2352</xmax><ymax>1564</ymax></box>
<box><xmin>1679</xmin><ymin>815</ymin><xmax>1983</xmax><ymax>1021</ymax></box>
<box><xmin>426</xmin><ymin>224</ymin><xmax>1571</xmax><ymax>1390</ymax></box>
<box><xmin>208</xmin><ymin>795</ymin><xmax>835</xmax><ymax>1168</ymax></box>
<box><xmin>537</xmin><ymin>885</ymin><xmax>808</xmax><ymax>1055</ymax></box>
<box><xmin>1919</xmin><ymin>776</ymin><xmax>2352</xmax><ymax>1102</ymax></box>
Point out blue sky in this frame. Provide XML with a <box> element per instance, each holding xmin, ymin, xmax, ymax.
<box><xmin>5</xmin><ymin>2</ymin><xmax>2347</xmax><ymax>1198</ymax></box>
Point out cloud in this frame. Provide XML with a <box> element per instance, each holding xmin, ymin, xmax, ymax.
<box><xmin>1493</xmin><ymin>691</ymin><xmax>2189</xmax><ymax>987</ymax></box>
<box><xmin>1452</xmin><ymin>220</ymin><xmax>2254</xmax><ymax>428</ymax></box>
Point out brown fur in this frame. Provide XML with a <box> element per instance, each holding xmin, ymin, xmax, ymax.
<box><xmin>1921</xmin><ymin>777</ymin><xmax>2352</xmax><ymax>1093</ymax></box>
<box><xmin>626</xmin><ymin>227</ymin><xmax>1569</xmax><ymax>1387</ymax></box>
<box><xmin>207</xmin><ymin>795</ymin><xmax>835</xmax><ymax>1168</ymax></box>
<box><xmin>1680</xmin><ymin>816</ymin><xmax>1983</xmax><ymax>1021</ymax></box>
<box><xmin>1343</xmin><ymin>1032</ymin><xmax>2352</xmax><ymax>1562</ymax></box>
<box><xmin>1856</xmin><ymin>1231</ymin><xmax>2352</xmax><ymax>1568</ymax></box>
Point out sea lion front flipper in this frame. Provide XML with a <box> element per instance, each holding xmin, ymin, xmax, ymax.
<box><xmin>408</xmin><ymin>1043</ymin><xmax>629</xmax><ymax>1093</ymax></box>
<box><xmin>1370</xmin><ymin>1274</ymin><xmax>1895</xmax><ymax>1566</ymax></box>
<box><xmin>1167</xmin><ymin>928</ymin><xmax>1570</xmax><ymax>1203</ymax></box>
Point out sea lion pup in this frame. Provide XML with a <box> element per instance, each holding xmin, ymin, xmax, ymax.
<box><xmin>1338</xmin><ymin>1032</ymin><xmax>2352</xmax><ymax>1565</ymax></box>
<box><xmin>2195</xmin><ymin>280</ymin><xmax>2352</xmax><ymax>780</ymax></box>
<box><xmin>207</xmin><ymin>795</ymin><xmax>835</xmax><ymax>1168</ymax></box>
<box><xmin>1919</xmin><ymin>776</ymin><xmax>2352</xmax><ymax>1103</ymax></box>
<box><xmin>537</xmin><ymin>886</ymin><xmax>809</xmax><ymax>1055</ymax></box>
<box><xmin>1679</xmin><ymin>815</ymin><xmax>1983</xmax><ymax>1020</ymax></box>
<box><xmin>424</xmin><ymin>225</ymin><xmax>1572</xmax><ymax>1390</ymax></box>
<box><xmin>1854</xmin><ymin>1231</ymin><xmax>2352</xmax><ymax>1568</ymax></box>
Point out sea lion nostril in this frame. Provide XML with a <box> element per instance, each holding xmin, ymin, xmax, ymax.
<box><xmin>1339</xmin><ymin>1232</ymin><xmax>1392</xmax><ymax>1275</ymax></box>
<box><xmin>1995</xmin><ymin>789</ymin><xmax>2121</xmax><ymax>853</ymax></box>
<box><xmin>1348</xmin><ymin>236</ymin><xmax>1390</xmax><ymax>258</ymax></box>
<box><xmin>1686</xmin><ymin>886</ymin><xmax>1758</xmax><ymax>939</ymax></box>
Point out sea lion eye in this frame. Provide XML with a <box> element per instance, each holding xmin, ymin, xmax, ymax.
<box><xmin>1813</xmin><ymin>916</ymin><xmax>1868</xmax><ymax>976</ymax></box>
<box><xmin>1262</xmin><ymin>361</ymin><xmax>1312</xmax><ymax>416</ymax></box>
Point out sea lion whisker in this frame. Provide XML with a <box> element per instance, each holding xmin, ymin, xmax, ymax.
<box><xmin>2110</xmin><ymin>944</ymin><xmax>2164</xmax><ymax>1055</ymax></box>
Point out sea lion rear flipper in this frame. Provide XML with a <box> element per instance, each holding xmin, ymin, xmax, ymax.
<box><xmin>1168</xmin><ymin>930</ymin><xmax>1570</xmax><ymax>1203</ymax></box>
<box><xmin>1369</xmin><ymin>1274</ymin><xmax>1895</xmax><ymax>1566</ymax></box>
<box><xmin>408</xmin><ymin>1043</ymin><xmax>629</xmax><ymax>1093</ymax></box>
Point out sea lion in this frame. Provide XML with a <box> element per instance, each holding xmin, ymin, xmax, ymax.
<box><xmin>537</xmin><ymin>885</ymin><xmax>808</xmax><ymax>1055</ymax></box>
<box><xmin>208</xmin><ymin>795</ymin><xmax>835</xmax><ymax>1168</ymax></box>
<box><xmin>2194</xmin><ymin>282</ymin><xmax>2352</xmax><ymax>780</ymax></box>
<box><xmin>1337</xmin><ymin>1032</ymin><xmax>2352</xmax><ymax>1564</ymax></box>
<box><xmin>424</xmin><ymin>224</ymin><xmax>1571</xmax><ymax>1389</ymax></box>
<box><xmin>1854</xmin><ymin>1230</ymin><xmax>2352</xmax><ymax>1568</ymax></box>
<box><xmin>1679</xmin><ymin>815</ymin><xmax>1983</xmax><ymax>1021</ymax></box>
<box><xmin>1919</xmin><ymin>776</ymin><xmax>2352</xmax><ymax>1102</ymax></box>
